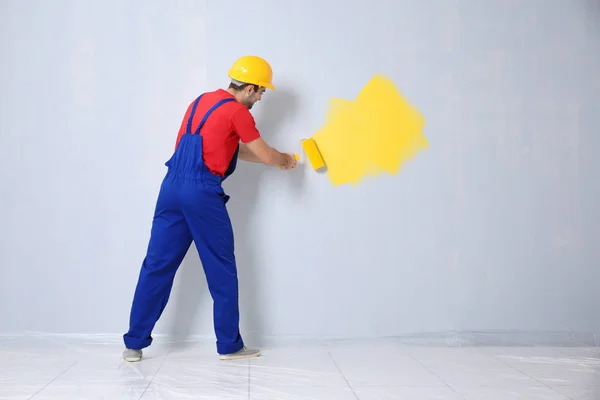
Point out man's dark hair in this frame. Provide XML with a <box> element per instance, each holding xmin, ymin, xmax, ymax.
<box><xmin>228</xmin><ymin>81</ymin><xmax>259</xmax><ymax>93</ymax></box>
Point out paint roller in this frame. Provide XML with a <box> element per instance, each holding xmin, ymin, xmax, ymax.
<box><xmin>278</xmin><ymin>138</ymin><xmax>326</xmax><ymax>170</ymax></box>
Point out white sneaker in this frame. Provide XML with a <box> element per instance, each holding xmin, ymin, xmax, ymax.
<box><xmin>218</xmin><ymin>346</ymin><xmax>260</xmax><ymax>360</ymax></box>
<box><xmin>123</xmin><ymin>348</ymin><xmax>143</xmax><ymax>362</ymax></box>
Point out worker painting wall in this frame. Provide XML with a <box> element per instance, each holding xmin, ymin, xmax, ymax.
<box><xmin>1</xmin><ymin>0</ymin><xmax>599</xmax><ymax>346</ymax></box>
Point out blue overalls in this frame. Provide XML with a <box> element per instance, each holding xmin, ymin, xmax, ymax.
<box><xmin>123</xmin><ymin>94</ymin><xmax>244</xmax><ymax>355</ymax></box>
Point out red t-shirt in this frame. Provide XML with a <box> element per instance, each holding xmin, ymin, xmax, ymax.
<box><xmin>175</xmin><ymin>89</ymin><xmax>261</xmax><ymax>176</ymax></box>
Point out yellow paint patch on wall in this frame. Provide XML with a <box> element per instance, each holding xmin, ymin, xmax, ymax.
<box><xmin>310</xmin><ymin>74</ymin><xmax>428</xmax><ymax>186</ymax></box>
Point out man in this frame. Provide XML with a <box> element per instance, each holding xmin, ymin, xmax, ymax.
<box><xmin>122</xmin><ymin>55</ymin><xmax>297</xmax><ymax>362</ymax></box>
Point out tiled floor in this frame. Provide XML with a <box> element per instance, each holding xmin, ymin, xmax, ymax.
<box><xmin>1</xmin><ymin>335</ymin><xmax>599</xmax><ymax>399</ymax></box>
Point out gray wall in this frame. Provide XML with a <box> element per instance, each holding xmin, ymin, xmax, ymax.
<box><xmin>1</xmin><ymin>0</ymin><xmax>598</xmax><ymax>345</ymax></box>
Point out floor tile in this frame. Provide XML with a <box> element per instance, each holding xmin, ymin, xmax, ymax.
<box><xmin>153</xmin><ymin>361</ymin><xmax>249</xmax><ymax>388</ymax></box>
<box><xmin>494</xmin><ymin>353</ymin><xmax>600</xmax><ymax>386</ymax></box>
<box><xmin>554</xmin><ymin>385</ymin><xmax>600</xmax><ymax>400</ymax></box>
<box><xmin>49</xmin><ymin>355</ymin><xmax>164</xmax><ymax>387</ymax></box>
<box><xmin>558</xmin><ymin>347</ymin><xmax>600</xmax><ymax>358</ymax></box>
<box><xmin>250</xmin><ymin>386</ymin><xmax>357</xmax><ymax>400</ymax></box>
<box><xmin>32</xmin><ymin>383</ymin><xmax>147</xmax><ymax>400</ymax></box>
<box><xmin>475</xmin><ymin>346</ymin><xmax>567</xmax><ymax>358</ymax></box>
<box><xmin>0</xmin><ymin>354</ymin><xmax>75</xmax><ymax>385</ymax></box>
<box><xmin>330</xmin><ymin>345</ymin><xmax>446</xmax><ymax>387</ymax></box>
<box><xmin>455</xmin><ymin>384</ymin><xmax>570</xmax><ymax>399</ymax></box>
<box><xmin>409</xmin><ymin>347</ymin><xmax>538</xmax><ymax>388</ymax></box>
<box><xmin>427</xmin><ymin>363</ymin><xmax>535</xmax><ymax>387</ymax></box>
<box><xmin>151</xmin><ymin>345</ymin><xmax>249</xmax><ymax>388</ymax></box>
<box><xmin>141</xmin><ymin>382</ymin><xmax>249</xmax><ymax>399</ymax></box>
<box><xmin>0</xmin><ymin>384</ymin><xmax>52</xmax><ymax>400</ymax></box>
<box><xmin>354</xmin><ymin>386</ymin><xmax>465</xmax><ymax>399</ymax></box>
<box><xmin>409</xmin><ymin>346</ymin><xmax>515</xmax><ymax>370</ymax></box>
<box><xmin>250</xmin><ymin>346</ymin><xmax>347</xmax><ymax>387</ymax></box>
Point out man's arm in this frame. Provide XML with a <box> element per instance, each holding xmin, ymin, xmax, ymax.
<box><xmin>238</xmin><ymin>142</ymin><xmax>262</xmax><ymax>163</ymax></box>
<box><xmin>232</xmin><ymin>108</ymin><xmax>296</xmax><ymax>169</ymax></box>
<box><xmin>241</xmin><ymin>137</ymin><xmax>294</xmax><ymax>168</ymax></box>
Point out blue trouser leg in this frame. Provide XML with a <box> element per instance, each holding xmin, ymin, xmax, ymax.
<box><xmin>181</xmin><ymin>185</ymin><xmax>244</xmax><ymax>355</ymax></box>
<box><xmin>123</xmin><ymin>180</ymin><xmax>193</xmax><ymax>350</ymax></box>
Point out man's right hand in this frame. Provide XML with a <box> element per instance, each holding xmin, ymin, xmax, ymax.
<box><xmin>278</xmin><ymin>153</ymin><xmax>297</xmax><ymax>170</ymax></box>
<box><xmin>244</xmin><ymin>138</ymin><xmax>297</xmax><ymax>169</ymax></box>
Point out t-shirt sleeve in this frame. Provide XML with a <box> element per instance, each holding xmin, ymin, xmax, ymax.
<box><xmin>230</xmin><ymin>108</ymin><xmax>261</xmax><ymax>143</ymax></box>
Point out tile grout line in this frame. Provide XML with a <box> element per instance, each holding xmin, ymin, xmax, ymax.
<box><xmin>28</xmin><ymin>361</ymin><xmax>78</xmax><ymax>400</ymax></box>
<box><xmin>137</xmin><ymin>352</ymin><xmax>170</xmax><ymax>400</ymax></box>
<box><xmin>328</xmin><ymin>351</ymin><xmax>361</xmax><ymax>400</ymax></box>
<box><xmin>404</xmin><ymin>350</ymin><xmax>468</xmax><ymax>400</ymax></box>
<box><xmin>489</xmin><ymin>354</ymin><xmax>576</xmax><ymax>400</ymax></box>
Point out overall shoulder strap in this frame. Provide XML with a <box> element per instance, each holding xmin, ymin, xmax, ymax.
<box><xmin>185</xmin><ymin>94</ymin><xmax>204</xmax><ymax>135</ymax></box>
<box><xmin>193</xmin><ymin>98</ymin><xmax>236</xmax><ymax>135</ymax></box>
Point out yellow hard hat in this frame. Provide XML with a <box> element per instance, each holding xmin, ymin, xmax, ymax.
<box><xmin>228</xmin><ymin>55</ymin><xmax>275</xmax><ymax>90</ymax></box>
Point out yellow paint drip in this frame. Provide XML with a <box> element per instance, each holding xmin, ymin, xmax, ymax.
<box><xmin>311</xmin><ymin>74</ymin><xmax>429</xmax><ymax>186</ymax></box>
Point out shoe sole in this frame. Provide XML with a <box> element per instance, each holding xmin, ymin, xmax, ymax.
<box><xmin>123</xmin><ymin>356</ymin><xmax>142</xmax><ymax>362</ymax></box>
<box><xmin>219</xmin><ymin>351</ymin><xmax>261</xmax><ymax>360</ymax></box>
